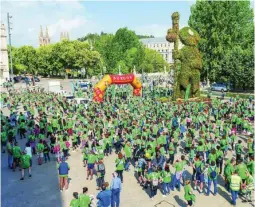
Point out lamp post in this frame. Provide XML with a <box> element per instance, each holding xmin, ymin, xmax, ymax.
<box><xmin>7</xmin><ymin>13</ymin><xmax>14</xmax><ymax>82</ymax></box>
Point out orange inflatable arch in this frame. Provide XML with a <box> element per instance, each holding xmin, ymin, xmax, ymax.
<box><xmin>93</xmin><ymin>73</ymin><xmax>142</xmax><ymax>102</ymax></box>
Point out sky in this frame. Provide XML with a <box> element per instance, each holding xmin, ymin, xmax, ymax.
<box><xmin>1</xmin><ymin>0</ymin><xmax>196</xmax><ymax>47</ymax></box>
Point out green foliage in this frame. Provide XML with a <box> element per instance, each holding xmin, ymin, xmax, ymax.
<box><xmin>11</xmin><ymin>45</ymin><xmax>37</xmax><ymax>74</ymax></box>
<box><xmin>91</xmin><ymin>27</ymin><xmax>169</xmax><ymax>74</ymax></box>
<box><xmin>10</xmin><ymin>28</ymin><xmax>168</xmax><ymax>77</ymax></box>
<box><xmin>9</xmin><ymin>40</ymin><xmax>102</xmax><ymax>77</ymax></box>
<box><xmin>189</xmin><ymin>1</ymin><xmax>254</xmax><ymax>89</ymax></box>
<box><xmin>179</xmin><ymin>27</ymin><xmax>200</xmax><ymax>46</ymax></box>
<box><xmin>174</xmin><ymin>27</ymin><xmax>202</xmax><ymax>99</ymax></box>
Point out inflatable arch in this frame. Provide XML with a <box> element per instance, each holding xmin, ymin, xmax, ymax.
<box><xmin>93</xmin><ymin>74</ymin><xmax>142</xmax><ymax>102</ymax></box>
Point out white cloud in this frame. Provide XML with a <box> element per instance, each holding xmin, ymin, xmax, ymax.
<box><xmin>48</xmin><ymin>17</ymin><xmax>87</xmax><ymax>37</ymax></box>
<box><xmin>0</xmin><ymin>1</ymin><xmax>95</xmax><ymax>47</ymax></box>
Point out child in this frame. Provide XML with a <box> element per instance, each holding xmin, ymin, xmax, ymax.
<box><xmin>70</xmin><ymin>192</ymin><xmax>79</xmax><ymax>207</ymax></box>
<box><xmin>54</xmin><ymin>142</ymin><xmax>61</xmax><ymax>163</ymax></box>
<box><xmin>184</xmin><ymin>180</ymin><xmax>195</xmax><ymax>206</ymax></box>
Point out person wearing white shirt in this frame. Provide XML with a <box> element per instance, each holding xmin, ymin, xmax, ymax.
<box><xmin>25</xmin><ymin>143</ymin><xmax>32</xmax><ymax>166</ymax></box>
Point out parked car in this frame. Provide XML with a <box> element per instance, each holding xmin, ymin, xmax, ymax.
<box><xmin>33</xmin><ymin>76</ymin><xmax>40</xmax><ymax>82</ymax></box>
<box><xmin>211</xmin><ymin>83</ymin><xmax>228</xmax><ymax>92</ymax></box>
<box><xmin>13</xmin><ymin>76</ymin><xmax>22</xmax><ymax>83</ymax></box>
<box><xmin>22</xmin><ymin>77</ymin><xmax>32</xmax><ymax>83</ymax></box>
<box><xmin>75</xmin><ymin>82</ymin><xmax>91</xmax><ymax>91</ymax></box>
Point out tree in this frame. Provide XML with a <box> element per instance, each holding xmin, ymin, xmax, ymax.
<box><xmin>10</xmin><ymin>46</ymin><xmax>38</xmax><ymax>74</ymax></box>
<box><xmin>36</xmin><ymin>44</ymin><xmax>54</xmax><ymax>76</ymax></box>
<box><xmin>189</xmin><ymin>1</ymin><xmax>254</xmax><ymax>89</ymax></box>
<box><xmin>77</xmin><ymin>28</ymin><xmax>169</xmax><ymax>75</ymax></box>
<box><xmin>51</xmin><ymin>40</ymin><xmax>76</xmax><ymax>75</ymax></box>
<box><xmin>139</xmin><ymin>48</ymin><xmax>168</xmax><ymax>73</ymax></box>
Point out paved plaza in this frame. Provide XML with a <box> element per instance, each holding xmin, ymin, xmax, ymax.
<box><xmin>1</xmin><ymin>79</ymin><xmax>254</xmax><ymax>207</ymax></box>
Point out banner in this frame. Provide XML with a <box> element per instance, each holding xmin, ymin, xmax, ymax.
<box><xmin>109</xmin><ymin>74</ymin><xmax>134</xmax><ymax>84</ymax></box>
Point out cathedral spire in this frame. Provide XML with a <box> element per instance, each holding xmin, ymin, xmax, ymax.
<box><xmin>39</xmin><ymin>25</ymin><xmax>43</xmax><ymax>37</ymax></box>
<box><xmin>45</xmin><ymin>26</ymin><xmax>49</xmax><ymax>38</ymax></box>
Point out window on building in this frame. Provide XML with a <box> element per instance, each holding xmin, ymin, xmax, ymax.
<box><xmin>165</xmin><ymin>54</ymin><xmax>168</xmax><ymax>60</ymax></box>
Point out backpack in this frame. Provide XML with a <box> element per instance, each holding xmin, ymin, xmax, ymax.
<box><xmin>54</xmin><ymin>144</ymin><xmax>60</xmax><ymax>153</ymax></box>
<box><xmin>98</xmin><ymin>163</ymin><xmax>105</xmax><ymax>172</ymax></box>
<box><xmin>59</xmin><ymin>162</ymin><xmax>69</xmax><ymax>175</ymax></box>
<box><xmin>65</xmin><ymin>141</ymin><xmax>70</xmax><ymax>148</ymax></box>
<box><xmin>210</xmin><ymin>167</ymin><xmax>217</xmax><ymax>179</ymax></box>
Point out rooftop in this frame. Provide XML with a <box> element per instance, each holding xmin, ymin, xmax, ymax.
<box><xmin>139</xmin><ymin>37</ymin><xmax>169</xmax><ymax>44</ymax></box>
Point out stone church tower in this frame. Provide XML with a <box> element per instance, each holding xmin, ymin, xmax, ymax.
<box><xmin>39</xmin><ymin>26</ymin><xmax>51</xmax><ymax>46</ymax></box>
<box><xmin>0</xmin><ymin>23</ymin><xmax>10</xmax><ymax>82</ymax></box>
<box><xmin>60</xmin><ymin>31</ymin><xmax>70</xmax><ymax>41</ymax></box>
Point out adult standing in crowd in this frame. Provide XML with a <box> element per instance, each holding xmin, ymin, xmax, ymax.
<box><xmin>110</xmin><ymin>172</ymin><xmax>121</xmax><ymax>207</ymax></box>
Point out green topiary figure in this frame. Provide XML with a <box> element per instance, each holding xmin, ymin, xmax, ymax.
<box><xmin>166</xmin><ymin>13</ymin><xmax>202</xmax><ymax>100</ymax></box>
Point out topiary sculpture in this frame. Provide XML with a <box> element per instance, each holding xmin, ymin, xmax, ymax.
<box><xmin>166</xmin><ymin>13</ymin><xmax>202</xmax><ymax>100</ymax></box>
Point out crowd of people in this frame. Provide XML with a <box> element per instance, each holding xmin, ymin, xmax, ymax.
<box><xmin>1</xmin><ymin>84</ymin><xmax>254</xmax><ymax>207</ymax></box>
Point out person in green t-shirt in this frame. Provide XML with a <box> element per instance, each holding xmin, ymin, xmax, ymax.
<box><xmin>172</xmin><ymin>160</ymin><xmax>183</xmax><ymax>191</ymax></box>
<box><xmin>161</xmin><ymin>165</ymin><xmax>172</xmax><ymax>196</ymax></box>
<box><xmin>79</xmin><ymin>187</ymin><xmax>91</xmax><ymax>207</ymax></box>
<box><xmin>148</xmin><ymin>168</ymin><xmax>160</xmax><ymax>198</ymax></box>
<box><xmin>216</xmin><ymin>146</ymin><xmax>224</xmax><ymax>175</ymax></box>
<box><xmin>87</xmin><ymin>151</ymin><xmax>97</xmax><ymax>180</ymax></box>
<box><xmin>168</xmin><ymin>139</ymin><xmax>175</xmax><ymax>164</ymax></box>
<box><xmin>206</xmin><ymin>161</ymin><xmax>218</xmax><ymax>196</ymax></box>
<box><xmin>184</xmin><ymin>180</ymin><xmax>195</xmax><ymax>207</ymax></box>
<box><xmin>115</xmin><ymin>153</ymin><xmax>125</xmax><ymax>183</ymax></box>
<box><xmin>193</xmin><ymin>156</ymin><xmax>205</xmax><ymax>193</ymax></box>
<box><xmin>37</xmin><ymin>140</ymin><xmax>45</xmax><ymax>165</ymax></box>
<box><xmin>123</xmin><ymin>142</ymin><xmax>132</xmax><ymax>171</ymax></box>
<box><xmin>19</xmin><ymin>120</ymin><xmax>26</xmax><ymax>139</ymax></box>
<box><xmin>12</xmin><ymin>142</ymin><xmax>21</xmax><ymax>171</ymax></box>
<box><xmin>70</xmin><ymin>192</ymin><xmax>80</xmax><ymax>207</ymax></box>
<box><xmin>236</xmin><ymin>159</ymin><xmax>248</xmax><ymax>183</ymax></box>
<box><xmin>224</xmin><ymin>158</ymin><xmax>235</xmax><ymax>192</ymax></box>
<box><xmin>20</xmin><ymin>150</ymin><xmax>32</xmax><ymax>180</ymax></box>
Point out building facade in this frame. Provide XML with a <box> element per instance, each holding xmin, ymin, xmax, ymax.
<box><xmin>0</xmin><ymin>23</ymin><xmax>10</xmax><ymax>82</ymax></box>
<box><xmin>39</xmin><ymin>26</ymin><xmax>51</xmax><ymax>47</ymax></box>
<box><xmin>140</xmin><ymin>37</ymin><xmax>175</xmax><ymax>64</ymax></box>
<box><xmin>60</xmin><ymin>32</ymin><xmax>70</xmax><ymax>41</ymax></box>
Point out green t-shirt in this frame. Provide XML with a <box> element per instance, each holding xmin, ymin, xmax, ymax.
<box><xmin>87</xmin><ymin>154</ymin><xmax>97</xmax><ymax>164</ymax></box>
<box><xmin>174</xmin><ymin>162</ymin><xmax>183</xmax><ymax>172</ymax></box>
<box><xmin>12</xmin><ymin>146</ymin><xmax>21</xmax><ymax>158</ymax></box>
<box><xmin>115</xmin><ymin>158</ymin><xmax>125</xmax><ymax>171</ymax></box>
<box><xmin>79</xmin><ymin>194</ymin><xmax>91</xmax><ymax>207</ymax></box>
<box><xmin>169</xmin><ymin>142</ymin><xmax>175</xmax><ymax>155</ymax></box>
<box><xmin>124</xmin><ymin>145</ymin><xmax>132</xmax><ymax>158</ymax></box>
<box><xmin>1</xmin><ymin>131</ymin><xmax>7</xmax><ymax>142</ymax></box>
<box><xmin>70</xmin><ymin>198</ymin><xmax>80</xmax><ymax>207</ymax></box>
<box><xmin>20</xmin><ymin>154</ymin><xmax>31</xmax><ymax>169</ymax></box>
<box><xmin>184</xmin><ymin>184</ymin><xmax>193</xmax><ymax>201</ymax></box>
<box><xmin>208</xmin><ymin>153</ymin><xmax>217</xmax><ymax>163</ymax></box>
<box><xmin>161</xmin><ymin>170</ymin><xmax>171</xmax><ymax>183</ymax></box>
<box><xmin>37</xmin><ymin>142</ymin><xmax>44</xmax><ymax>152</ymax></box>
<box><xmin>237</xmin><ymin>163</ymin><xmax>248</xmax><ymax>179</ymax></box>
<box><xmin>148</xmin><ymin>172</ymin><xmax>160</xmax><ymax>181</ymax></box>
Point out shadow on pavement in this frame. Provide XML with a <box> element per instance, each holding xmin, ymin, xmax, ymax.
<box><xmin>173</xmin><ymin>195</ymin><xmax>186</xmax><ymax>206</ymax></box>
<box><xmin>1</xmin><ymin>137</ymin><xmax>63</xmax><ymax>207</ymax></box>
